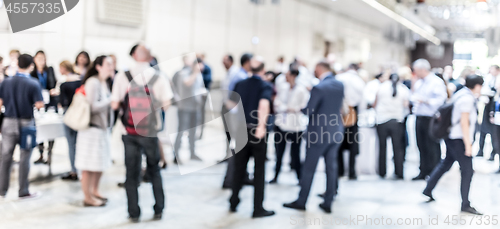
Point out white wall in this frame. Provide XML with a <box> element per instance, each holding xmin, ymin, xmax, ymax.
<box><xmin>0</xmin><ymin>0</ymin><xmax>410</xmax><ymax>81</ymax></box>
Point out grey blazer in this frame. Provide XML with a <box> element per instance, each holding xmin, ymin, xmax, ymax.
<box><xmin>302</xmin><ymin>74</ymin><xmax>344</xmax><ymax>143</ymax></box>
<box><xmin>84</xmin><ymin>77</ymin><xmax>112</xmax><ymax>129</ymax></box>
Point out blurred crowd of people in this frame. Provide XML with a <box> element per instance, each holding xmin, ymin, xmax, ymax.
<box><xmin>0</xmin><ymin>43</ymin><xmax>497</xmax><ymax>222</ymax></box>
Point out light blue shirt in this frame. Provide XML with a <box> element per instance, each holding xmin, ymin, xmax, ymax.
<box><xmin>411</xmin><ymin>73</ymin><xmax>447</xmax><ymax>117</ymax></box>
<box><xmin>228</xmin><ymin>68</ymin><xmax>249</xmax><ymax>93</ymax></box>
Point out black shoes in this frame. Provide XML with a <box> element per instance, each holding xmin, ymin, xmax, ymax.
<box><xmin>61</xmin><ymin>173</ymin><xmax>78</xmax><ymax>181</ymax></box>
<box><xmin>461</xmin><ymin>206</ymin><xmax>482</xmax><ymax>215</ymax></box>
<box><xmin>229</xmin><ymin>198</ymin><xmax>240</xmax><ymax>212</ymax></box>
<box><xmin>129</xmin><ymin>217</ymin><xmax>140</xmax><ymax>223</ymax></box>
<box><xmin>349</xmin><ymin>175</ymin><xmax>357</xmax><ymax>180</ymax></box>
<box><xmin>269</xmin><ymin>178</ymin><xmax>278</xmax><ymax>184</ymax></box>
<box><xmin>283</xmin><ymin>202</ymin><xmax>306</xmax><ymax>211</ymax></box>
<box><xmin>252</xmin><ymin>210</ymin><xmax>275</xmax><ymax>218</ymax></box>
<box><xmin>34</xmin><ymin>157</ymin><xmax>45</xmax><ymax>164</ymax></box>
<box><xmin>153</xmin><ymin>213</ymin><xmax>162</xmax><ymax>220</ymax></box>
<box><xmin>412</xmin><ymin>175</ymin><xmax>426</xmax><ymax>181</ymax></box>
<box><xmin>423</xmin><ymin>191</ymin><xmax>435</xmax><ymax>203</ymax></box>
<box><xmin>319</xmin><ymin>203</ymin><xmax>332</xmax><ymax>213</ymax></box>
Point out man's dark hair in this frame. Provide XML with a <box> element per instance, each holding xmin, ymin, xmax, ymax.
<box><xmin>251</xmin><ymin>62</ymin><xmax>265</xmax><ymax>74</ymax></box>
<box><xmin>240</xmin><ymin>53</ymin><xmax>253</xmax><ymax>66</ymax></box>
<box><xmin>289</xmin><ymin>63</ymin><xmax>300</xmax><ymax>76</ymax></box>
<box><xmin>0</xmin><ymin>56</ymin><xmax>3</xmax><ymax>63</ymax></box>
<box><xmin>465</xmin><ymin>75</ymin><xmax>484</xmax><ymax>89</ymax></box>
<box><xmin>492</xmin><ymin>65</ymin><xmax>500</xmax><ymax>70</ymax></box>
<box><xmin>227</xmin><ymin>55</ymin><xmax>233</xmax><ymax>63</ymax></box>
<box><xmin>349</xmin><ymin>63</ymin><xmax>360</xmax><ymax>71</ymax></box>
<box><xmin>18</xmin><ymin>54</ymin><xmax>33</xmax><ymax>69</ymax></box>
<box><xmin>130</xmin><ymin>44</ymin><xmax>139</xmax><ymax>56</ymax></box>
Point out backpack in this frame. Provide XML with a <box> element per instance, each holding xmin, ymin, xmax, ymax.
<box><xmin>429</xmin><ymin>93</ymin><xmax>468</xmax><ymax>140</ymax></box>
<box><xmin>121</xmin><ymin>71</ymin><xmax>160</xmax><ymax>136</ymax></box>
<box><xmin>63</xmin><ymin>85</ymin><xmax>91</xmax><ymax>131</ymax></box>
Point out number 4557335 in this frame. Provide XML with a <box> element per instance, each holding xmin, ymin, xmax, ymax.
<box><xmin>5</xmin><ymin>2</ymin><xmax>62</xmax><ymax>14</ymax></box>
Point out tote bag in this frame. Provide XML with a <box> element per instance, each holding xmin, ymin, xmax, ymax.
<box><xmin>63</xmin><ymin>86</ymin><xmax>91</xmax><ymax>130</ymax></box>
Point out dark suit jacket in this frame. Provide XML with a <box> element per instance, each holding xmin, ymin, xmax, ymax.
<box><xmin>302</xmin><ymin>74</ymin><xmax>344</xmax><ymax>143</ymax></box>
<box><xmin>30</xmin><ymin>66</ymin><xmax>57</xmax><ymax>90</ymax></box>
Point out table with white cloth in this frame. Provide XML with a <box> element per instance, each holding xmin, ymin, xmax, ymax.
<box><xmin>34</xmin><ymin>112</ymin><xmax>66</xmax><ymax>176</ymax></box>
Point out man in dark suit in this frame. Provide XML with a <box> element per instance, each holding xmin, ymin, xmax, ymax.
<box><xmin>284</xmin><ymin>61</ymin><xmax>344</xmax><ymax>213</ymax></box>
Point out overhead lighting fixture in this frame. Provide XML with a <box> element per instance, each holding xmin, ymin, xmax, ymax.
<box><xmin>361</xmin><ymin>0</ymin><xmax>441</xmax><ymax>45</ymax></box>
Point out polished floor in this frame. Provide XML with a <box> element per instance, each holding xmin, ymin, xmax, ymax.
<box><xmin>0</xmin><ymin>112</ymin><xmax>499</xmax><ymax>229</ymax></box>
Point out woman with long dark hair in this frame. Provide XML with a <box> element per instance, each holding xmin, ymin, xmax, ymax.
<box><xmin>373</xmin><ymin>73</ymin><xmax>410</xmax><ymax>179</ymax></box>
<box><xmin>31</xmin><ymin>50</ymin><xmax>58</xmax><ymax>164</ymax></box>
<box><xmin>75</xmin><ymin>51</ymin><xmax>91</xmax><ymax>79</ymax></box>
<box><xmin>74</xmin><ymin>55</ymin><xmax>114</xmax><ymax>207</ymax></box>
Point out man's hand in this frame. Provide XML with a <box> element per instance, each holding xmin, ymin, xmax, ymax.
<box><xmin>465</xmin><ymin>144</ymin><xmax>473</xmax><ymax>157</ymax></box>
<box><xmin>255</xmin><ymin>125</ymin><xmax>266</xmax><ymax>139</ymax></box>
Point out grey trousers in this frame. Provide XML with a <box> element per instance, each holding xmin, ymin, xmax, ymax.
<box><xmin>0</xmin><ymin>118</ymin><xmax>35</xmax><ymax>197</ymax></box>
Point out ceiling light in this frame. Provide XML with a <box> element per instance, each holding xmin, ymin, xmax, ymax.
<box><xmin>361</xmin><ymin>0</ymin><xmax>441</xmax><ymax>45</ymax></box>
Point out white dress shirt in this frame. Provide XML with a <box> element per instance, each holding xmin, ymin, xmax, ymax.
<box><xmin>274</xmin><ymin>84</ymin><xmax>310</xmax><ymax>132</ymax></box>
<box><xmin>411</xmin><ymin>73</ymin><xmax>447</xmax><ymax>117</ymax></box>
<box><xmin>480</xmin><ymin>73</ymin><xmax>500</xmax><ymax>103</ymax></box>
<box><xmin>335</xmin><ymin>70</ymin><xmax>366</xmax><ymax>107</ymax></box>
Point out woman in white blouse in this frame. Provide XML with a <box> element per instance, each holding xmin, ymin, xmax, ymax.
<box><xmin>270</xmin><ymin>64</ymin><xmax>309</xmax><ymax>184</ymax></box>
<box><xmin>373</xmin><ymin>73</ymin><xmax>410</xmax><ymax>180</ymax></box>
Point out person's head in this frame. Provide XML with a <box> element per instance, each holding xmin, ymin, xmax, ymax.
<box><xmin>197</xmin><ymin>53</ymin><xmax>206</xmax><ymax>61</ymax></box>
<box><xmin>240</xmin><ymin>53</ymin><xmax>253</xmax><ymax>71</ymax></box>
<box><xmin>314</xmin><ymin>61</ymin><xmax>331</xmax><ymax>78</ymax></box>
<box><xmin>264</xmin><ymin>71</ymin><xmax>276</xmax><ymax>83</ymax></box>
<box><xmin>286</xmin><ymin>63</ymin><xmax>300</xmax><ymax>85</ymax></box>
<box><xmin>250</xmin><ymin>56</ymin><xmax>265</xmax><ymax>76</ymax></box>
<box><xmin>9</xmin><ymin>49</ymin><xmax>20</xmax><ymax>64</ymax></box>
<box><xmin>59</xmin><ymin>60</ymin><xmax>75</xmax><ymax>75</ymax></box>
<box><xmin>490</xmin><ymin>65</ymin><xmax>500</xmax><ymax>77</ymax></box>
<box><xmin>17</xmin><ymin>54</ymin><xmax>34</xmax><ymax>72</ymax></box>
<box><xmin>278</xmin><ymin>56</ymin><xmax>284</xmax><ymax>63</ymax></box>
<box><xmin>109</xmin><ymin>54</ymin><xmax>117</xmax><ymax>70</ymax></box>
<box><xmin>390</xmin><ymin>73</ymin><xmax>400</xmax><ymax>97</ymax></box>
<box><xmin>443</xmin><ymin>65</ymin><xmax>453</xmax><ymax>80</ymax></box>
<box><xmin>412</xmin><ymin>59</ymin><xmax>431</xmax><ymax>79</ymax></box>
<box><xmin>196</xmin><ymin>58</ymin><xmax>205</xmax><ymax>72</ymax></box>
<box><xmin>223</xmin><ymin>55</ymin><xmax>233</xmax><ymax>70</ymax></box>
<box><xmin>83</xmin><ymin>55</ymin><xmax>114</xmax><ymax>84</ymax></box>
<box><xmin>397</xmin><ymin>66</ymin><xmax>413</xmax><ymax>81</ymax></box>
<box><xmin>348</xmin><ymin>63</ymin><xmax>359</xmax><ymax>71</ymax></box>
<box><xmin>465</xmin><ymin>75</ymin><xmax>484</xmax><ymax>97</ymax></box>
<box><xmin>33</xmin><ymin>50</ymin><xmax>47</xmax><ymax>71</ymax></box>
<box><xmin>0</xmin><ymin>56</ymin><xmax>3</xmax><ymax>70</ymax></box>
<box><xmin>75</xmin><ymin>51</ymin><xmax>90</xmax><ymax>68</ymax></box>
<box><xmin>130</xmin><ymin>43</ymin><xmax>151</xmax><ymax>63</ymax></box>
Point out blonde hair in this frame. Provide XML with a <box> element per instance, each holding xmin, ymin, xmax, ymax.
<box><xmin>59</xmin><ymin>60</ymin><xmax>75</xmax><ymax>74</ymax></box>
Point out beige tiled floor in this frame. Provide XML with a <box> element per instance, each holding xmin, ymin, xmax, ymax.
<box><xmin>0</xmin><ymin>113</ymin><xmax>500</xmax><ymax>229</ymax></box>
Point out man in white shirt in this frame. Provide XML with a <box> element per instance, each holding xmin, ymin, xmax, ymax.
<box><xmin>410</xmin><ymin>59</ymin><xmax>448</xmax><ymax>180</ymax></box>
<box><xmin>111</xmin><ymin>44</ymin><xmax>173</xmax><ymax>222</ymax></box>
<box><xmin>477</xmin><ymin>65</ymin><xmax>500</xmax><ymax>158</ymax></box>
<box><xmin>335</xmin><ymin>63</ymin><xmax>366</xmax><ymax>180</ymax></box>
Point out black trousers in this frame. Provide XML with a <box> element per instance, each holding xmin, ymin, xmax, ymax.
<box><xmin>415</xmin><ymin>116</ymin><xmax>441</xmax><ymax>177</ymax></box>
<box><xmin>376</xmin><ymin>119</ymin><xmax>405</xmax><ymax>177</ymax></box>
<box><xmin>338</xmin><ymin>124</ymin><xmax>359</xmax><ymax>177</ymax></box>
<box><xmin>123</xmin><ymin>135</ymin><xmax>165</xmax><ymax>218</ymax></box>
<box><xmin>273</xmin><ymin>126</ymin><xmax>302</xmax><ymax>180</ymax></box>
<box><xmin>478</xmin><ymin>99</ymin><xmax>495</xmax><ymax>155</ymax></box>
<box><xmin>424</xmin><ymin>139</ymin><xmax>473</xmax><ymax>208</ymax></box>
<box><xmin>230</xmin><ymin>128</ymin><xmax>266</xmax><ymax>212</ymax></box>
<box><xmin>491</xmin><ymin>125</ymin><xmax>500</xmax><ymax>169</ymax></box>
